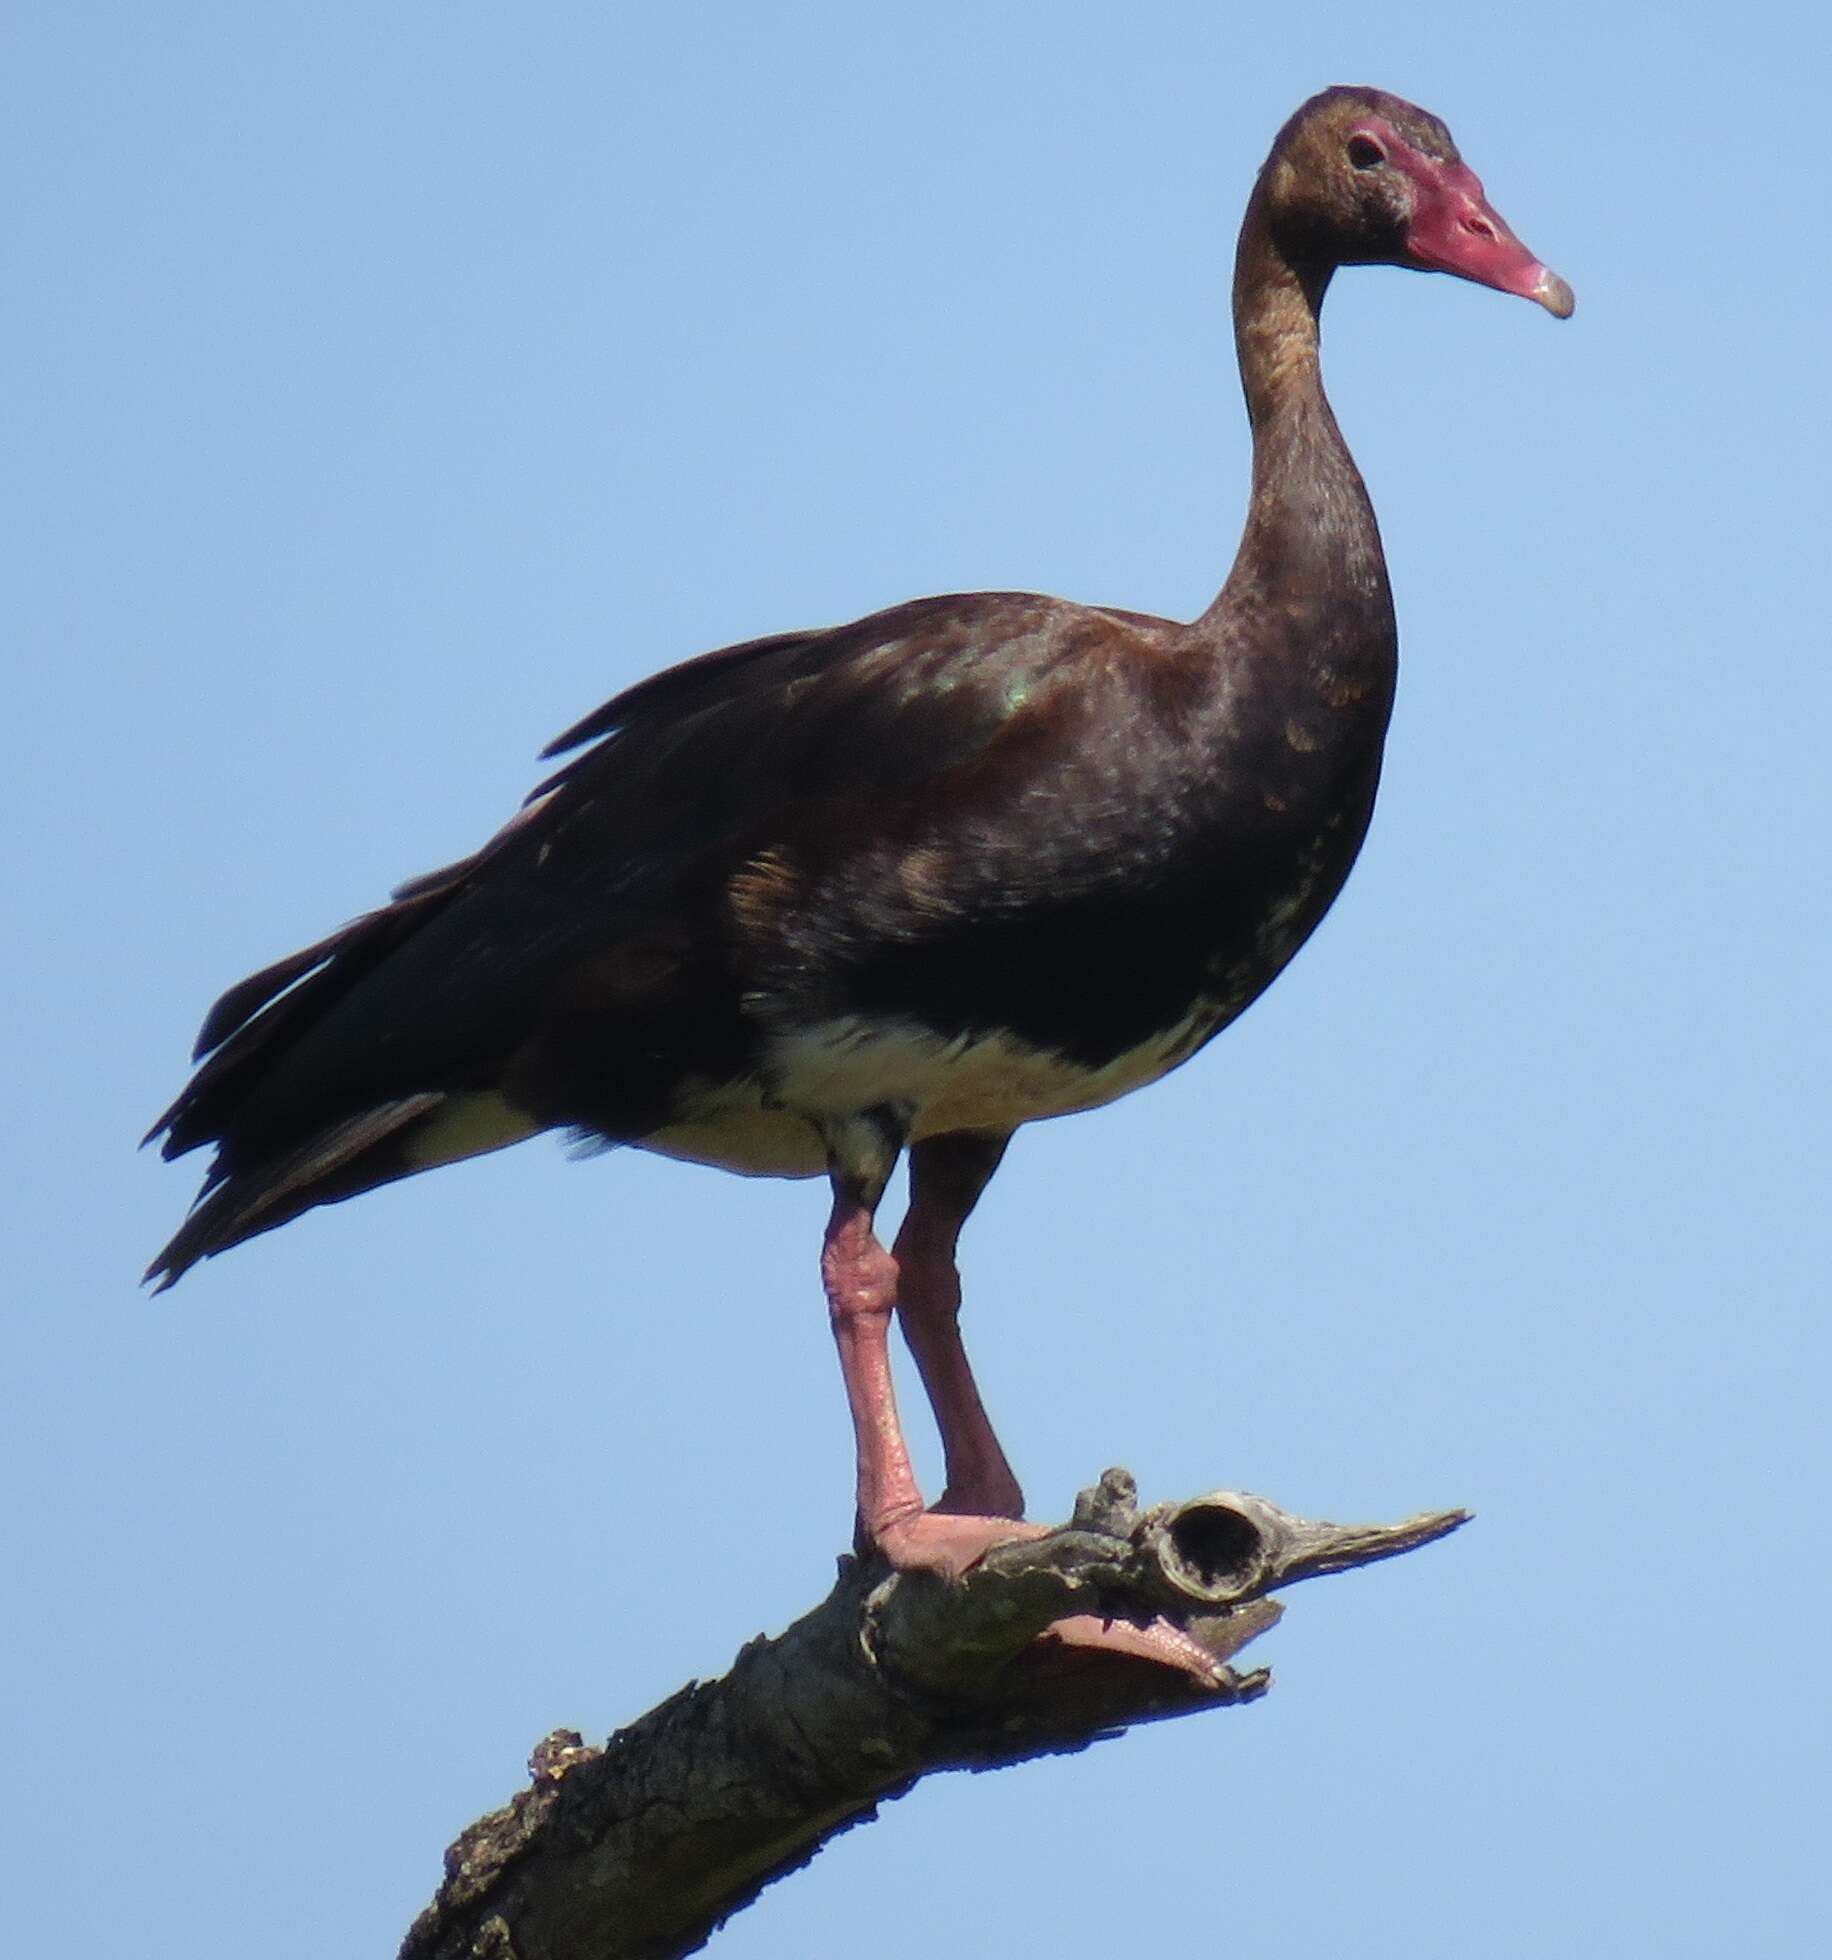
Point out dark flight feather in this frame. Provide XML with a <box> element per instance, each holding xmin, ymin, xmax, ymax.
<box><xmin>145</xmin><ymin>592</ymin><xmax>1171</xmax><ymax>1283</ymax></box>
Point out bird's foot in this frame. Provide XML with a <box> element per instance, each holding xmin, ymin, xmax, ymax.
<box><xmin>865</xmin><ymin>1514</ymin><xmax>1225</xmax><ymax>1683</ymax></box>
<box><xmin>1041</xmin><ymin>1612</ymin><xmax>1231</xmax><ymax>1686</ymax></box>
<box><xmin>866</xmin><ymin>1509</ymin><xmax>1051</xmax><ymax>1583</ymax></box>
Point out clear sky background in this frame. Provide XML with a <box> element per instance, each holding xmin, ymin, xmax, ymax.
<box><xmin>7</xmin><ymin>4</ymin><xmax>1829</xmax><ymax>1955</ymax></box>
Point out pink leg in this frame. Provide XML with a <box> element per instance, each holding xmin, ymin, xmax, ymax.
<box><xmin>822</xmin><ymin>1191</ymin><xmax>924</xmax><ymax>1543</ymax></box>
<box><xmin>892</xmin><ymin>1132</ymin><xmax>1025</xmax><ymax>1519</ymax></box>
<box><xmin>823</xmin><ymin>1149</ymin><xmax>1042</xmax><ymax>1581</ymax></box>
<box><xmin>821</xmin><ymin>1122</ymin><xmax>1237</xmax><ymax>1679</ymax></box>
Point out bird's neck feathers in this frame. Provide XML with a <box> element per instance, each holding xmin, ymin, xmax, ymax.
<box><xmin>1198</xmin><ymin>186</ymin><xmax>1394</xmax><ymax>683</ymax></box>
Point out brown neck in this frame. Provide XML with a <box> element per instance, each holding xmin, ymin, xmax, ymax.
<box><xmin>1200</xmin><ymin>183</ymin><xmax>1388</xmax><ymax>640</ymax></box>
<box><xmin>1231</xmin><ymin>181</ymin><xmax>1334</xmax><ymax>442</ymax></box>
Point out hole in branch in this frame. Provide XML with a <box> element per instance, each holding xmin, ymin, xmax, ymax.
<box><xmin>1166</xmin><ymin>1503</ymin><xmax>1262</xmax><ymax>1591</ymax></box>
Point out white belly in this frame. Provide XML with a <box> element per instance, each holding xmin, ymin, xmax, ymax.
<box><xmin>638</xmin><ymin>1006</ymin><xmax>1220</xmax><ymax>1178</ymax></box>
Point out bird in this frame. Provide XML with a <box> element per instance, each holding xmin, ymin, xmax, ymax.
<box><xmin>148</xmin><ymin>86</ymin><xmax>1570</xmax><ymax>1588</ymax></box>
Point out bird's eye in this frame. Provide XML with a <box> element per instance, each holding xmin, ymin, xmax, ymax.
<box><xmin>1347</xmin><ymin>135</ymin><xmax>1386</xmax><ymax>170</ymax></box>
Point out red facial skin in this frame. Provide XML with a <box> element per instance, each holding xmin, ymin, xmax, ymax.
<box><xmin>1357</xmin><ymin>119</ymin><xmax>1575</xmax><ymax>317</ymax></box>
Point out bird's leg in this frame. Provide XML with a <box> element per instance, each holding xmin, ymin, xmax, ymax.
<box><xmin>823</xmin><ymin>1117</ymin><xmax>1235</xmax><ymax>1682</ymax></box>
<box><xmin>885</xmin><ymin>1129</ymin><xmax>1224</xmax><ymax>1681</ymax></box>
<box><xmin>822</xmin><ymin>1169</ymin><xmax>921</xmax><ymax>1545</ymax></box>
<box><xmin>822</xmin><ymin>1110</ymin><xmax>1043</xmax><ymax>1581</ymax></box>
<box><xmin>892</xmin><ymin>1131</ymin><xmax>1026</xmax><ymax>1520</ymax></box>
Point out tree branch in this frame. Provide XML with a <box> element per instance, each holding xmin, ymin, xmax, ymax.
<box><xmin>400</xmin><ymin>1470</ymin><xmax>1464</xmax><ymax>1960</ymax></box>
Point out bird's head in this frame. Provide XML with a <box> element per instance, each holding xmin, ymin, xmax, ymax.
<box><xmin>1259</xmin><ymin>86</ymin><xmax>1573</xmax><ymax>318</ymax></box>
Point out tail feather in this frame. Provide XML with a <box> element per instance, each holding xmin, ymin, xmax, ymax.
<box><xmin>147</xmin><ymin>889</ymin><xmax>457</xmax><ymax>1160</ymax></box>
<box><xmin>144</xmin><ymin>1094</ymin><xmax>445</xmax><ymax>1290</ymax></box>
<box><xmin>189</xmin><ymin>925</ymin><xmax>355</xmax><ymax>1061</ymax></box>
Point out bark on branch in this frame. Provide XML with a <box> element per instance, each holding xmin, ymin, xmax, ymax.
<box><xmin>400</xmin><ymin>1470</ymin><xmax>1464</xmax><ymax>1960</ymax></box>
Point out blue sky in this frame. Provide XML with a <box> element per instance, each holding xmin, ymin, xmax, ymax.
<box><xmin>7</xmin><ymin>4</ymin><xmax>1829</xmax><ymax>1955</ymax></box>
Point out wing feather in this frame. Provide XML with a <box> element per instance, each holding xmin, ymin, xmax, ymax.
<box><xmin>147</xmin><ymin>587</ymin><xmax>1154</xmax><ymax>1279</ymax></box>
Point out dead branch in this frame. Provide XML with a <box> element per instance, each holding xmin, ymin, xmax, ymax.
<box><xmin>401</xmin><ymin>1469</ymin><xmax>1464</xmax><ymax>1960</ymax></box>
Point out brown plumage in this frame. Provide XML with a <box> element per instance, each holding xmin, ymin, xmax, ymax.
<box><xmin>150</xmin><ymin>88</ymin><xmax>1569</xmax><ymax>1602</ymax></box>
